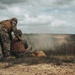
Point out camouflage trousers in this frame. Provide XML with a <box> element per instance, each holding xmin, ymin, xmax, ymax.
<box><xmin>11</xmin><ymin>50</ymin><xmax>35</xmax><ymax>58</ymax></box>
<box><xmin>11</xmin><ymin>51</ymin><xmax>26</xmax><ymax>58</ymax></box>
<box><xmin>0</xmin><ymin>25</ymin><xmax>10</xmax><ymax>58</ymax></box>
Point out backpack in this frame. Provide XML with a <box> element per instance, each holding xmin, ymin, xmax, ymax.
<box><xmin>11</xmin><ymin>38</ymin><xmax>25</xmax><ymax>53</ymax></box>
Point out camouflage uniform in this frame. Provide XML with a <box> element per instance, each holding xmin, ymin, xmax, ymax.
<box><xmin>0</xmin><ymin>18</ymin><xmax>18</xmax><ymax>58</ymax></box>
<box><xmin>11</xmin><ymin>30</ymin><xmax>33</xmax><ymax>58</ymax></box>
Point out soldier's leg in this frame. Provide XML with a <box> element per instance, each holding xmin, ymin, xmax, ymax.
<box><xmin>0</xmin><ymin>31</ymin><xmax>10</xmax><ymax>58</ymax></box>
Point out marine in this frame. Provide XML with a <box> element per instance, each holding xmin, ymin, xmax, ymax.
<box><xmin>0</xmin><ymin>18</ymin><xmax>20</xmax><ymax>59</ymax></box>
<box><xmin>11</xmin><ymin>29</ymin><xmax>33</xmax><ymax>58</ymax></box>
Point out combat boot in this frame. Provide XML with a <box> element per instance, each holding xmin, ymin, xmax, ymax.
<box><xmin>2</xmin><ymin>51</ymin><xmax>11</xmax><ymax>61</ymax></box>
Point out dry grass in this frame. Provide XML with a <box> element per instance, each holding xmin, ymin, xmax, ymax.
<box><xmin>0</xmin><ymin>34</ymin><xmax>75</xmax><ymax>65</ymax></box>
<box><xmin>0</xmin><ymin>34</ymin><xmax>75</xmax><ymax>75</ymax></box>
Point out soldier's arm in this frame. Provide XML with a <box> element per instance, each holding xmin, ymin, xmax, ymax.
<box><xmin>11</xmin><ymin>21</ymin><xmax>22</xmax><ymax>40</ymax></box>
<box><xmin>22</xmin><ymin>40</ymin><xmax>28</xmax><ymax>49</ymax></box>
<box><xmin>14</xmin><ymin>31</ymin><xmax>22</xmax><ymax>40</ymax></box>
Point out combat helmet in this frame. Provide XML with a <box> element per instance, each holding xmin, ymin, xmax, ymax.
<box><xmin>14</xmin><ymin>29</ymin><xmax>22</xmax><ymax>38</ymax></box>
<box><xmin>11</xmin><ymin>18</ymin><xmax>18</xmax><ymax>24</ymax></box>
<box><xmin>17</xmin><ymin>29</ymin><xmax>22</xmax><ymax>37</ymax></box>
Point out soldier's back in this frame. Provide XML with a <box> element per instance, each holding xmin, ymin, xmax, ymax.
<box><xmin>11</xmin><ymin>38</ymin><xmax>25</xmax><ymax>53</ymax></box>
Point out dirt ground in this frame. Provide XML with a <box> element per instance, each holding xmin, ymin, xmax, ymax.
<box><xmin>0</xmin><ymin>57</ymin><xmax>75</xmax><ymax>75</ymax></box>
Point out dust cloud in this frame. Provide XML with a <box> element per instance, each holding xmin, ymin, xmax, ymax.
<box><xmin>23</xmin><ymin>34</ymin><xmax>70</xmax><ymax>50</ymax></box>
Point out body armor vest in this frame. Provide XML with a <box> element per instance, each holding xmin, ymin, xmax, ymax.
<box><xmin>11</xmin><ymin>38</ymin><xmax>25</xmax><ymax>53</ymax></box>
<box><xmin>0</xmin><ymin>20</ymin><xmax>12</xmax><ymax>33</ymax></box>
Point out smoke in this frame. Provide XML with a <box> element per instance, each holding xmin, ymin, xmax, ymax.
<box><xmin>0</xmin><ymin>34</ymin><xmax>71</xmax><ymax>55</ymax></box>
<box><xmin>23</xmin><ymin>34</ymin><xmax>70</xmax><ymax>50</ymax></box>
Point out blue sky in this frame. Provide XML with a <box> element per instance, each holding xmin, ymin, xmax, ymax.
<box><xmin>0</xmin><ymin>0</ymin><xmax>75</xmax><ymax>34</ymax></box>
